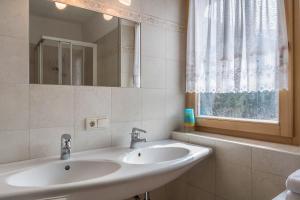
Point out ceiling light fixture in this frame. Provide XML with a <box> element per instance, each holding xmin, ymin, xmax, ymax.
<box><xmin>55</xmin><ymin>2</ymin><xmax>67</xmax><ymax>10</ymax></box>
<box><xmin>103</xmin><ymin>14</ymin><xmax>113</xmax><ymax>21</ymax></box>
<box><xmin>119</xmin><ymin>0</ymin><xmax>131</xmax><ymax>6</ymax></box>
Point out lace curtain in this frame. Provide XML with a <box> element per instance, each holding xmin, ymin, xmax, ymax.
<box><xmin>186</xmin><ymin>0</ymin><xmax>289</xmax><ymax>93</ymax></box>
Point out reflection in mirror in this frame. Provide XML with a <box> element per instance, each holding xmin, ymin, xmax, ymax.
<box><xmin>29</xmin><ymin>0</ymin><xmax>141</xmax><ymax>88</ymax></box>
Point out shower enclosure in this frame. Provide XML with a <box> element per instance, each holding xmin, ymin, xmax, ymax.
<box><xmin>35</xmin><ymin>36</ymin><xmax>97</xmax><ymax>86</ymax></box>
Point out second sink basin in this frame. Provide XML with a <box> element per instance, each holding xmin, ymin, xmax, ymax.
<box><xmin>7</xmin><ymin>160</ymin><xmax>120</xmax><ymax>187</ymax></box>
<box><xmin>123</xmin><ymin>147</ymin><xmax>190</xmax><ymax>164</ymax></box>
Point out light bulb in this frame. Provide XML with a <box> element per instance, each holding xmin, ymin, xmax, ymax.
<box><xmin>55</xmin><ymin>2</ymin><xmax>67</xmax><ymax>10</ymax></box>
<box><xmin>103</xmin><ymin>14</ymin><xmax>113</xmax><ymax>21</ymax></box>
<box><xmin>119</xmin><ymin>0</ymin><xmax>131</xmax><ymax>6</ymax></box>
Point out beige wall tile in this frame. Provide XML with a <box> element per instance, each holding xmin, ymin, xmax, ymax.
<box><xmin>141</xmin><ymin>23</ymin><xmax>166</xmax><ymax>59</ymax></box>
<box><xmin>165</xmin><ymin>0</ymin><xmax>188</xmax><ymax>26</ymax></box>
<box><xmin>0</xmin><ymin>0</ymin><xmax>28</xmax><ymax>39</ymax></box>
<box><xmin>149</xmin><ymin>186</ymin><xmax>167</xmax><ymax>200</ymax></box>
<box><xmin>0</xmin><ymin>130</ymin><xmax>29</xmax><ymax>163</ymax></box>
<box><xmin>0</xmin><ymin>36</ymin><xmax>29</xmax><ymax>84</ymax></box>
<box><xmin>30</xmin><ymin>127</ymin><xmax>74</xmax><ymax>159</ymax></box>
<box><xmin>166</xmin><ymin>175</ymin><xmax>188</xmax><ymax>200</ymax></box>
<box><xmin>172</xmin><ymin>131</ymin><xmax>189</xmax><ymax>142</ymax></box>
<box><xmin>215</xmin><ymin>161</ymin><xmax>251</xmax><ymax>200</ymax></box>
<box><xmin>0</xmin><ymin>84</ymin><xmax>29</xmax><ymax>130</ymax></box>
<box><xmin>142</xmin><ymin>89</ymin><xmax>166</xmax><ymax>120</ymax></box>
<box><xmin>74</xmin><ymin>129</ymin><xmax>111</xmax><ymax>152</ymax></box>
<box><xmin>141</xmin><ymin>0</ymin><xmax>166</xmax><ymax>19</ymax></box>
<box><xmin>187</xmin><ymin>185</ymin><xmax>215</xmax><ymax>200</ymax></box>
<box><xmin>187</xmin><ymin>156</ymin><xmax>216</xmax><ymax>194</ymax></box>
<box><xmin>252</xmin><ymin>147</ymin><xmax>300</xmax><ymax>177</ymax></box>
<box><xmin>74</xmin><ymin>86</ymin><xmax>111</xmax><ymax>130</ymax></box>
<box><xmin>188</xmin><ymin>134</ymin><xmax>216</xmax><ymax>149</ymax></box>
<box><xmin>252</xmin><ymin>170</ymin><xmax>286</xmax><ymax>200</ymax></box>
<box><xmin>30</xmin><ymin>85</ymin><xmax>74</xmax><ymax>129</ymax></box>
<box><xmin>111</xmin><ymin>88</ymin><xmax>142</xmax><ymax>122</ymax></box>
<box><xmin>111</xmin><ymin>121</ymin><xmax>142</xmax><ymax>147</ymax></box>
<box><xmin>141</xmin><ymin>56</ymin><xmax>166</xmax><ymax>89</ymax></box>
<box><xmin>215</xmin><ymin>140</ymin><xmax>252</xmax><ymax>167</ymax></box>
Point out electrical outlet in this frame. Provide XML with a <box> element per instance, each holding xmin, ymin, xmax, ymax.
<box><xmin>85</xmin><ymin>118</ymin><xmax>98</xmax><ymax>130</ymax></box>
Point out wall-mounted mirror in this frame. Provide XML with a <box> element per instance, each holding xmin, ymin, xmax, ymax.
<box><xmin>29</xmin><ymin>0</ymin><xmax>141</xmax><ymax>88</ymax></box>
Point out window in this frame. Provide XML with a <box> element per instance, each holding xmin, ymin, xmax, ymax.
<box><xmin>186</xmin><ymin>0</ymin><xmax>293</xmax><ymax>140</ymax></box>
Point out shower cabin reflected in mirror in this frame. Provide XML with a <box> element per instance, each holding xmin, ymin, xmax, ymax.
<box><xmin>29</xmin><ymin>0</ymin><xmax>141</xmax><ymax>88</ymax></box>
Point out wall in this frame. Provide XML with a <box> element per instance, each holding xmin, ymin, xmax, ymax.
<box><xmin>152</xmin><ymin>131</ymin><xmax>300</xmax><ymax>200</ymax></box>
<box><xmin>0</xmin><ymin>0</ymin><xmax>186</xmax><ymax>163</ymax></box>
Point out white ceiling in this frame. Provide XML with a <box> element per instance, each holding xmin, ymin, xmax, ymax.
<box><xmin>29</xmin><ymin>0</ymin><xmax>98</xmax><ymax>24</ymax></box>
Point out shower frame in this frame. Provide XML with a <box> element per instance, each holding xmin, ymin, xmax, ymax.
<box><xmin>36</xmin><ymin>36</ymin><xmax>98</xmax><ymax>86</ymax></box>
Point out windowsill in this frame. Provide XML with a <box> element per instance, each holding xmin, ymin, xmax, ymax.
<box><xmin>198</xmin><ymin>115</ymin><xmax>279</xmax><ymax>125</ymax></box>
<box><xmin>172</xmin><ymin>131</ymin><xmax>300</xmax><ymax>155</ymax></box>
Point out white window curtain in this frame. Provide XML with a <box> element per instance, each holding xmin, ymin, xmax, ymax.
<box><xmin>186</xmin><ymin>0</ymin><xmax>289</xmax><ymax>93</ymax></box>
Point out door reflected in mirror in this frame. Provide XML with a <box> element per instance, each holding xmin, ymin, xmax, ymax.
<box><xmin>29</xmin><ymin>0</ymin><xmax>141</xmax><ymax>88</ymax></box>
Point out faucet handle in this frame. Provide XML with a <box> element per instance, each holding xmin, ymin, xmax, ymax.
<box><xmin>132</xmin><ymin>127</ymin><xmax>147</xmax><ymax>134</ymax></box>
<box><xmin>61</xmin><ymin>134</ymin><xmax>71</xmax><ymax>147</ymax></box>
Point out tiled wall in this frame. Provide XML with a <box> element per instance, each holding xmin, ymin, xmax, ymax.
<box><xmin>0</xmin><ymin>0</ymin><xmax>187</xmax><ymax>164</ymax></box>
<box><xmin>150</xmin><ymin>131</ymin><xmax>300</xmax><ymax>200</ymax></box>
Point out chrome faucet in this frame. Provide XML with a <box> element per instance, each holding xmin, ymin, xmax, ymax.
<box><xmin>130</xmin><ymin>128</ymin><xmax>147</xmax><ymax>149</ymax></box>
<box><xmin>61</xmin><ymin>134</ymin><xmax>71</xmax><ymax>160</ymax></box>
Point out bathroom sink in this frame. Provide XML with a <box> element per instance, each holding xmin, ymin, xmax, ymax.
<box><xmin>123</xmin><ymin>147</ymin><xmax>190</xmax><ymax>164</ymax></box>
<box><xmin>6</xmin><ymin>160</ymin><xmax>120</xmax><ymax>187</ymax></box>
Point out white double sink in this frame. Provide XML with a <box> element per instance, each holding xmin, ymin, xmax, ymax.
<box><xmin>0</xmin><ymin>140</ymin><xmax>212</xmax><ymax>200</ymax></box>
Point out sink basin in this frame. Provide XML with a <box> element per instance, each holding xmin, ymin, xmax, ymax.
<box><xmin>124</xmin><ymin>147</ymin><xmax>190</xmax><ymax>164</ymax></box>
<box><xmin>7</xmin><ymin>160</ymin><xmax>120</xmax><ymax>187</ymax></box>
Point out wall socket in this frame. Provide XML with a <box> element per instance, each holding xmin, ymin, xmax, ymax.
<box><xmin>85</xmin><ymin>117</ymin><xmax>109</xmax><ymax>130</ymax></box>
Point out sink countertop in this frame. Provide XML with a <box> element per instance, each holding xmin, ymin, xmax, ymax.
<box><xmin>0</xmin><ymin>140</ymin><xmax>212</xmax><ymax>200</ymax></box>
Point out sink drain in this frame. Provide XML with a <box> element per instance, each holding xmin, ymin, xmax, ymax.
<box><xmin>64</xmin><ymin>165</ymin><xmax>70</xmax><ymax>171</ymax></box>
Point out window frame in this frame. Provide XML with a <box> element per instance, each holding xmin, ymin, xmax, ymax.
<box><xmin>188</xmin><ymin>0</ymin><xmax>294</xmax><ymax>144</ymax></box>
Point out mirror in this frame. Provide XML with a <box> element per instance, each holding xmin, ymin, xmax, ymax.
<box><xmin>29</xmin><ymin>0</ymin><xmax>141</xmax><ymax>88</ymax></box>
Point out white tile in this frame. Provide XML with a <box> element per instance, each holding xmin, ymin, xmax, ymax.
<box><xmin>0</xmin><ymin>130</ymin><xmax>29</xmax><ymax>163</ymax></box>
<box><xmin>141</xmin><ymin>56</ymin><xmax>166</xmax><ymax>89</ymax></box>
<box><xmin>74</xmin><ymin>129</ymin><xmax>111</xmax><ymax>152</ymax></box>
<box><xmin>165</xmin><ymin>90</ymin><xmax>185</xmax><ymax>119</ymax></box>
<box><xmin>187</xmin><ymin>185</ymin><xmax>215</xmax><ymax>200</ymax></box>
<box><xmin>111</xmin><ymin>121</ymin><xmax>142</xmax><ymax>147</ymax></box>
<box><xmin>30</xmin><ymin>85</ymin><xmax>74</xmax><ymax>129</ymax></box>
<box><xmin>30</xmin><ymin>127</ymin><xmax>74</xmax><ymax>159</ymax></box>
<box><xmin>215</xmin><ymin>161</ymin><xmax>251</xmax><ymax>200</ymax></box>
<box><xmin>252</xmin><ymin>170</ymin><xmax>286</xmax><ymax>200</ymax></box>
<box><xmin>74</xmin><ymin>86</ymin><xmax>111</xmax><ymax>130</ymax></box>
<box><xmin>215</xmin><ymin>140</ymin><xmax>252</xmax><ymax>167</ymax></box>
<box><xmin>142</xmin><ymin>120</ymin><xmax>170</xmax><ymax>141</ymax></box>
<box><xmin>252</xmin><ymin>147</ymin><xmax>300</xmax><ymax>177</ymax></box>
<box><xmin>187</xmin><ymin>156</ymin><xmax>216</xmax><ymax>194</ymax></box>
<box><xmin>166</xmin><ymin>59</ymin><xmax>185</xmax><ymax>92</ymax></box>
<box><xmin>0</xmin><ymin>84</ymin><xmax>29</xmax><ymax>130</ymax></box>
<box><xmin>0</xmin><ymin>0</ymin><xmax>28</xmax><ymax>39</ymax></box>
<box><xmin>111</xmin><ymin>88</ymin><xmax>142</xmax><ymax>122</ymax></box>
<box><xmin>141</xmin><ymin>23</ymin><xmax>166</xmax><ymax>59</ymax></box>
<box><xmin>0</xmin><ymin>36</ymin><xmax>28</xmax><ymax>84</ymax></box>
<box><xmin>142</xmin><ymin>89</ymin><xmax>166</xmax><ymax>120</ymax></box>
<box><xmin>165</xmin><ymin>30</ymin><xmax>186</xmax><ymax>61</ymax></box>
